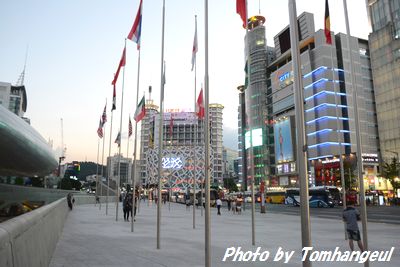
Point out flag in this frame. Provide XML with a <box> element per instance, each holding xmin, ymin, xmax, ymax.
<box><xmin>112</xmin><ymin>84</ymin><xmax>116</xmax><ymax>111</ymax></box>
<box><xmin>102</xmin><ymin>103</ymin><xmax>107</xmax><ymax>125</ymax></box>
<box><xmin>127</xmin><ymin>0</ymin><xmax>143</xmax><ymax>50</ymax></box>
<box><xmin>324</xmin><ymin>0</ymin><xmax>332</xmax><ymax>45</ymax></box>
<box><xmin>111</xmin><ymin>46</ymin><xmax>126</xmax><ymax>86</ymax></box>
<box><xmin>236</xmin><ymin>0</ymin><xmax>247</xmax><ymax>29</ymax></box>
<box><xmin>169</xmin><ymin>114</ymin><xmax>174</xmax><ymax>138</ymax></box>
<box><xmin>196</xmin><ymin>88</ymin><xmax>205</xmax><ymax>119</ymax></box>
<box><xmin>191</xmin><ymin>18</ymin><xmax>198</xmax><ymax>71</ymax></box>
<box><xmin>149</xmin><ymin>116</ymin><xmax>155</xmax><ymax>148</ymax></box>
<box><xmin>128</xmin><ymin>117</ymin><xmax>133</xmax><ymax>138</ymax></box>
<box><xmin>163</xmin><ymin>61</ymin><xmax>166</xmax><ymax>85</ymax></box>
<box><xmin>244</xmin><ymin>60</ymin><xmax>248</xmax><ymax>88</ymax></box>
<box><xmin>114</xmin><ymin>131</ymin><xmax>121</xmax><ymax>147</ymax></box>
<box><xmin>97</xmin><ymin>117</ymin><xmax>103</xmax><ymax>138</ymax></box>
<box><xmin>134</xmin><ymin>96</ymin><xmax>146</xmax><ymax>122</ymax></box>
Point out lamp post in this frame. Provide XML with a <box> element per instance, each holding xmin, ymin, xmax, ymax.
<box><xmin>237</xmin><ymin>85</ymin><xmax>247</xmax><ymax>198</ymax></box>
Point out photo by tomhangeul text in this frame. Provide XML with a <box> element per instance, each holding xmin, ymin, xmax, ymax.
<box><xmin>222</xmin><ymin>246</ymin><xmax>395</xmax><ymax>263</ymax></box>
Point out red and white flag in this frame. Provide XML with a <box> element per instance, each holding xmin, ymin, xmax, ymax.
<box><xmin>196</xmin><ymin>88</ymin><xmax>205</xmax><ymax>119</ymax></box>
<box><xmin>134</xmin><ymin>96</ymin><xmax>146</xmax><ymax>122</ymax></box>
<box><xmin>127</xmin><ymin>0</ymin><xmax>143</xmax><ymax>50</ymax></box>
<box><xmin>111</xmin><ymin>46</ymin><xmax>126</xmax><ymax>86</ymax></box>
<box><xmin>236</xmin><ymin>0</ymin><xmax>247</xmax><ymax>29</ymax></box>
<box><xmin>128</xmin><ymin>117</ymin><xmax>133</xmax><ymax>138</ymax></box>
<box><xmin>191</xmin><ymin>18</ymin><xmax>198</xmax><ymax>71</ymax></box>
<box><xmin>97</xmin><ymin>117</ymin><xmax>103</xmax><ymax>138</ymax></box>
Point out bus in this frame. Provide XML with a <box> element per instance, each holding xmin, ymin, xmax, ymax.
<box><xmin>265</xmin><ymin>191</ymin><xmax>286</xmax><ymax>204</ymax></box>
<box><xmin>285</xmin><ymin>187</ymin><xmax>336</xmax><ymax>207</ymax></box>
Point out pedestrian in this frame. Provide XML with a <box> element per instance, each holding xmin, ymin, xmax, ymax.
<box><xmin>216</xmin><ymin>198</ymin><xmax>222</xmax><ymax>215</ymax></box>
<box><xmin>227</xmin><ymin>198</ymin><xmax>231</xmax><ymax>211</ymax></box>
<box><xmin>123</xmin><ymin>193</ymin><xmax>132</xmax><ymax>222</ymax></box>
<box><xmin>67</xmin><ymin>193</ymin><xmax>74</xmax><ymax>210</ymax></box>
<box><xmin>232</xmin><ymin>199</ymin><xmax>236</xmax><ymax>215</ymax></box>
<box><xmin>236</xmin><ymin>198</ymin><xmax>242</xmax><ymax>215</ymax></box>
<box><xmin>342</xmin><ymin>201</ymin><xmax>364</xmax><ymax>251</ymax></box>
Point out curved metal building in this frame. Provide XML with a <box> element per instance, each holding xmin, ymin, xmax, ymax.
<box><xmin>0</xmin><ymin>104</ymin><xmax>57</xmax><ymax>177</ymax></box>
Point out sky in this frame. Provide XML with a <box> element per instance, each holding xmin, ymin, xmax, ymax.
<box><xmin>0</xmin><ymin>0</ymin><xmax>370</xmax><ymax>163</ymax></box>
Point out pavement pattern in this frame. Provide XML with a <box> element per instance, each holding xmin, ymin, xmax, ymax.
<box><xmin>50</xmin><ymin>202</ymin><xmax>399</xmax><ymax>267</ymax></box>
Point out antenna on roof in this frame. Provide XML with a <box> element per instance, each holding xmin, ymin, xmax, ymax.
<box><xmin>16</xmin><ymin>45</ymin><xmax>29</xmax><ymax>86</ymax></box>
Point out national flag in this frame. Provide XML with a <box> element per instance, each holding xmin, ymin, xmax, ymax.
<box><xmin>163</xmin><ymin>61</ymin><xmax>166</xmax><ymax>85</ymax></box>
<box><xmin>324</xmin><ymin>0</ymin><xmax>332</xmax><ymax>45</ymax></box>
<box><xmin>111</xmin><ymin>46</ymin><xmax>126</xmax><ymax>86</ymax></box>
<box><xmin>134</xmin><ymin>96</ymin><xmax>146</xmax><ymax>122</ymax></box>
<box><xmin>97</xmin><ymin>117</ymin><xmax>103</xmax><ymax>138</ymax></box>
<box><xmin>128</xmin><ymin>117</ymin><xmax>133</xmax><ymax>138</ymax></box>
<box><xmin>149</xmin><ymin>116</ymin><xmax>155</xmax><ymax>148</ymax></box>
<box><xmin>169</xmin><ymin>114</ymin><xmax>174</xmax><ymax>138</ymax></box>
<box><xmin>102</xmin><ymin>103</ymin><xmax>107</xmax><ymax>125</ymax></box>
<box><xmin>236</xmin><ymin>0</ymin><xmax>247</xmax><ymax>29</ymax></box>
<box><xmin>112</xmin><ymin>84</ymin><xmax>116</xmax><ymax>111</ymax></box>
<box><xmin>196</xmin><ymin>88</ymin><xmax>205</xmax><ymax>119</ymax></box>
<box><xmin>114</xmin><ymin>131</ymin><xmax>121</xmax><ymax>147</ymax></box>
<box><xmin>127</xmin><ymin>0</ymin><xmax>143</xmax><ymax>50</ymax></box>
<box><xmin>191</xmin><ymin>18</ymin><xmax>198</xmax><ymax>71</ymax></box>
<box><xmin>244</xmin><ymin>60</ymin><xmax>248</xmax><ymax>88</ymax></box>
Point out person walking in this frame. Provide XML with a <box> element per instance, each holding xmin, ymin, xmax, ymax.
<box><xmin>227</xmin><ymin>198</ymin><xmax>231</xmax><ymax>211</ymax></box>
<box><xmin>67</xmin><ymin>193</ymin><xmax>74</xmax><ymax>210</ymax></box>
<box><xmin>123</xmin><ymin>193</ymin><xmax>132</xmax><ymax>222</ymax></box>
<box><xmin>216</xmin><ymin>198</ymin><xmax>222</xmax><ymax>215</ymax></box>
<box><xmin>342</xmin><ymin>201</ymin><xmax>364</xmax><ymax>251</ymax></box>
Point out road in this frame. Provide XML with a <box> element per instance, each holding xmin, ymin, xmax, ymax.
<box><xmin>239</xmin><ymin>203</ymin><xmax>400</xmax><ymax>225</ymax></box>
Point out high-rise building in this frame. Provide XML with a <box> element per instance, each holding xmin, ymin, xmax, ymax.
<box><xmin>238</xmin><ymin>15</ymin><xmax>271</xmax><ymax>191</ymax></box>
<box><xmin>106</xmin><ymin>154</ymin><xmax>132</xmax><ymax>187</ymax></box>
<box><xmin>0</xmin><ymin>82</ymin><xmax>28</xmax><ymax>119</ymax></box>
<box><xmin>265</xmin><ymin>12</ymin><xmax>380</xmax><ymax>188</ymax></box>
<box><xmin>366</xmin><ymin>0</ymin><xmax>400</xmax><ymax>160</ymax></box>
<box><xmin>139</xmin><ymin>100</ymin><xmax>224</xmax><ymax>190</ymax></box>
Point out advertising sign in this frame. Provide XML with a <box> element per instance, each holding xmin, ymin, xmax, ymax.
<box><xmin>274</xmin><ymin>117</ymin><xmax>294</xmax><ymax>163</ymax></box>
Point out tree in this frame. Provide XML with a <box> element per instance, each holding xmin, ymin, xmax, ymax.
<box><xmin>60</xmin><ymin>177</ymin><xmax>72</xmax><ymax>190</ymax></box>
<box><xmin>382</xmin><ymin>157</ymin><xmax>400</xmax><ymax>196</ymax></box>
<box><xmin>224</xmin><ymin>178</ymin><xmax>238</xmax><ymax>192</ymax></box>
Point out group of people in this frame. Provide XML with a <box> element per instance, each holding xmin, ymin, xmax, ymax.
<box><xmin>215</xmin><ymin>197</ymin><xmax>243</xmax><ymax>215</ymax></box>
<box><xmin>122</xmin><ymin>191</ymin><xmax>138</xmax><ymax>222</ymax></box>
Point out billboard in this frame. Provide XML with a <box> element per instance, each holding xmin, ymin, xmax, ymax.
<box><xmin>274</xmin><ymin>117</ymin><xmax>294</xmax><ymax>163</ymax></box>
<box><xmin>245</xmin><ymin>128</ymin><xmax>263</xmax><ymax>149</ymax></box>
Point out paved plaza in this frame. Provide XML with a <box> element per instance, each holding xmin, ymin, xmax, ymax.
<box><xmin>50</xmin><ymin>202</ymin><xmax>399</xmax><ymax>267</ymax></box>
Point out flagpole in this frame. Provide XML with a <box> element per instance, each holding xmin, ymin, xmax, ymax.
<box><xmin>157</xmin><ymin>0</ymin><xmax>166</xmax><ymax>250</ymax></box>
<box><xmin>204</xmin><ymin>0</ymin><xmax>211</xmax><ymax>266</ymax></box>
<box><xmin>343</xmin><ymin>1</ymin><xmax>368</xmax><ymax>266</ymax></box>
<box><xmin>95</xmin><ymin>136</ymin><xmax>100</xmax><ymax>207</ymax></box>
<box><xmin>99</xmin><ymin>105</ymin><xmax>107</xmax><ymax>210</ymax></box>
<box><xmin>116</xmin><ymin>39</ymin><xmax>127</xmax><ymax>222</ymax></box>
<box><xmin>288</xmin><ymin>1</ymin><xmax>312</xmax><ymax>266</ymax></box>
<box><xmin>327</xmin><ymin>27</ymin><xmax>347</xmax><ymax>239</ymax></box>
<box><xmin>192</xmin><ymin>15</ymin><xmax>198</xmax><ymax>229</ymax></box>
<box><xmin>106</xmin><ymin>109</ymin><xmax>114</xmax><ymax>215</ymax></box>
<box><xmin>131</xmin><ymin>46</ymin><xmax>142</xmax><ymax>233</ymax></box>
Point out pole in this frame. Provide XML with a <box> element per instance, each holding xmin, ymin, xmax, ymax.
<box><xmin>95</xmin><ymin>137</ymin><xmax>100</xmax><ymax>207</ymax></box>
<box><xmin>106</xmin><ymin>109</ymin><xmax>114</xmax><ymax>215</ymax></box>
<box><xmin>243</xmin><ymin>0</ymin><xmax>255</xmax><ymax>245</ymax></box>
<box><xmin>328</xmin><ymin>42</ymin><xmax>347</xmax><ymax>239</ymax></box>
<box><xmin>99</xmin><ymin>113</ymin><xmax>107</xmax><ymax>210</ymax></box>
<box><xmin>288</xmin><ymin>1</ymin><xmax>312</xmax><ymax>266</ymax></box>
<box><xmin>131</xmin><ymin>47</ymin><xmax>142</xmax><ymax>232</ymax></box>
<box><xmin>343</xmin><ymin>2</ymin><xmax>368</xmax><ymax>266</ymax></box>
<box><xmin>204</xmin><ymin>0</ymin><xmax>211</xmax><ymax>265</ymax></box>
<box><xmin>157</xmin><ymin>0</ymin><xmax>166</xmax><ymax>250</ymax></box>
<box><xmin>116</xmin><ymin>40</ymin><xmax>127</xmax><ymax>221</ymax></box>
<box><xmin>193</xmin><ymin>15</ymin><xmax>198</xmax><ymax>230</ymax></box>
